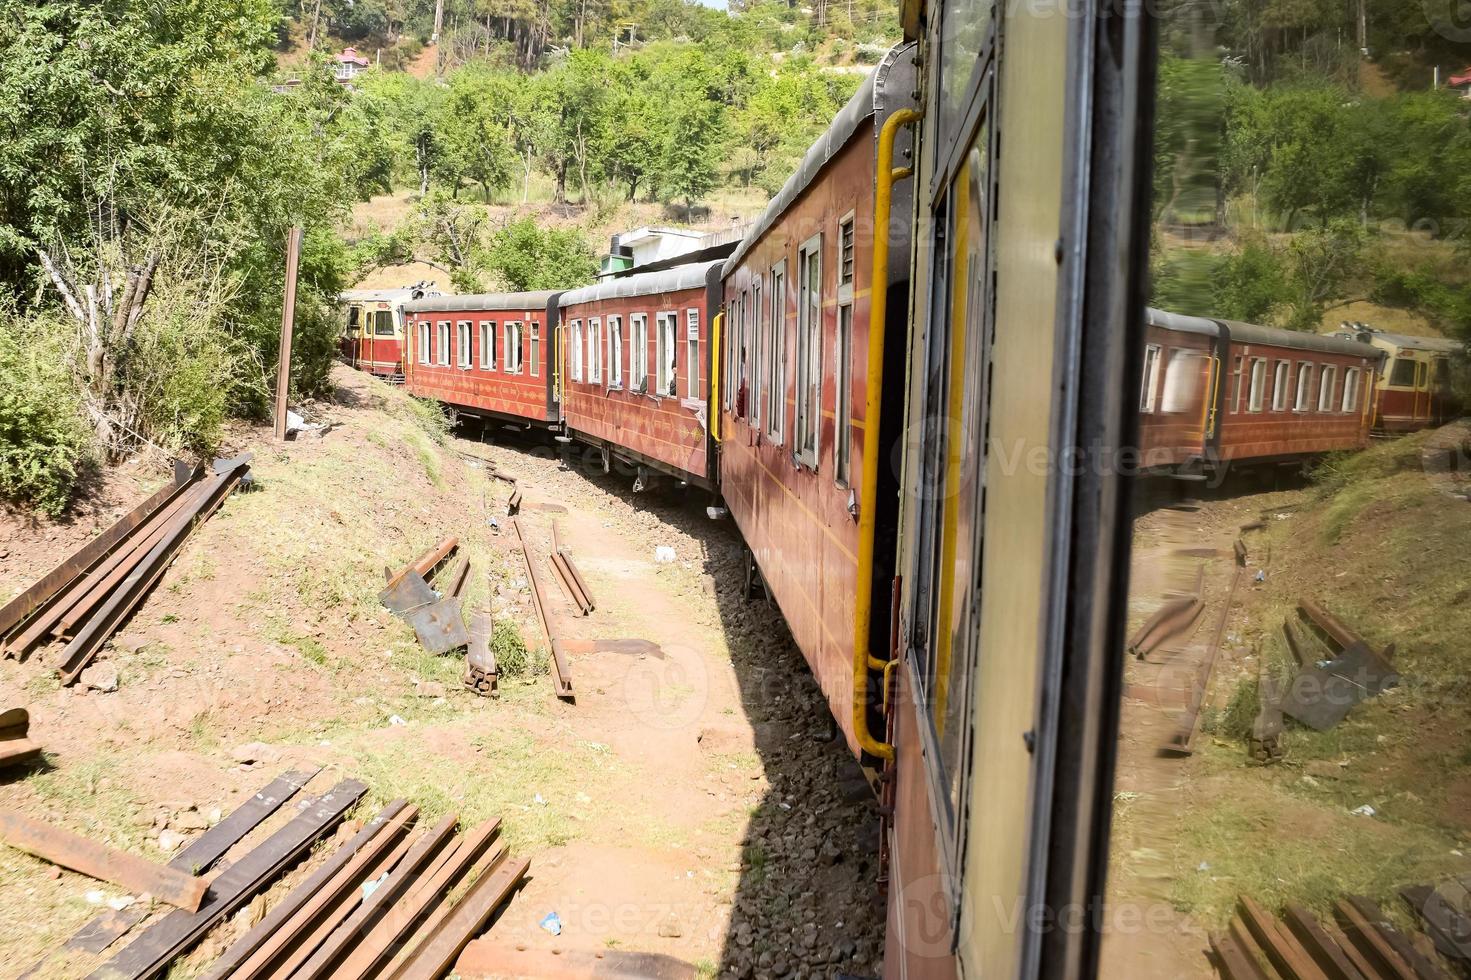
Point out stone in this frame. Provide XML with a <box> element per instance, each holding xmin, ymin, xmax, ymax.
<box><xmin>157</xmin><ymin>830</ymin><xmax>186</xmax><ymax>853</ymax></box>
<box><xmin>657</xmin><ymin>913</ymin><xmax>683</xmax><ymax>938</ymax></box>
<box><xmin>230</xmin><ymin>742</ymin><xmax>278</xmax><ymax>765</ymax></box>
<box><xmin>172</xmin><ymin>809</ymin><xmax>209</xmax><ymax>832</ymax></box>
<box><xmin>414</xmin><ymin>681</ymin><xmax>448</xmax><ymax>698</ymax></box>
<box><xmin>81</xmin><ymin>664</ymin><xmax>119</xmax><ymax>693</ymax></box>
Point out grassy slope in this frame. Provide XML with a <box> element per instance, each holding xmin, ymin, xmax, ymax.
<box><xmin>1175</xmin><ymin>422</ymin><xmax>1471</xmax><ymax>926</ymax></box>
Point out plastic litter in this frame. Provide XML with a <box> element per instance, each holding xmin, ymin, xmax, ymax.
<box><xmin>655</xmin><ymin>546</ymin><xmax>676</xmax><ymax>563</ymax></box>
<box><xmin>1350</xmin><ymin>804</ymin><xmax>1376</xmax><ymax>817</ymax></box>
<box><xmin>540</xmin><ymin>911</ymin><xmax>563</xmax><ymax>936</ymax></box>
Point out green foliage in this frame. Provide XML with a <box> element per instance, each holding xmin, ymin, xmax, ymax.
<box><xmin>491</xmin><ymin>618</ymin><xmax>543</xmax><ymax>677</ymax></box>
<box><xmin>0</xmin><ymin>312</ymin><xmax>93</xmax><ymax>516</ymax></box>
<box><xmin>1211</xmin><ymin>236</ymin><xmax>1286</xmax><ymax>323</ymax></box>
<box><xmin>484</xmin><ymin>219</ymin><xmax>598</xmax><ymax>291</ymax></box>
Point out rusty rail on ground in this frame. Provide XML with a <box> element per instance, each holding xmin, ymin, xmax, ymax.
<box><xmin>511</xmin><ymin>517</ymin><xmax>573</xmax><ymax>700</ymax></box>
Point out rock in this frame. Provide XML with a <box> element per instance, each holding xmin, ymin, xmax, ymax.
<box><xmin>172</xmin><ymin>809</ymin><xmax>209</xmax><ymax>832</ymax></box>
<box><xmin>230</xmin><ymin>742</ymin><xmax>278</xmax><ymax>765</ymax></box>
<box><xmin>208</xmin><ymin>807</ymin><xmax>222</xmax><ymax>826</ymax></box>
<box><xmin>657</xmin><ymin>913</ymin><xmax>683</xmax><ymax>938</ymax></box>
<box><xmin>414</xmin><ymin>681</ymin><xmax>447</xmax><ymax>698</ymax></box>
<box><xmin>81</xmin><ymin>664</ymin><xmax>119</xmax><ymax>693</ymax></box>
<box><xmin>157</xmin><ymin>830</ymin><xmax>186</xmax><ymax>853</ymax></box>
<box><xmin>46</xmin><ymin>867</ymin><xmax>61</xmax><ymax>880</ymax></box>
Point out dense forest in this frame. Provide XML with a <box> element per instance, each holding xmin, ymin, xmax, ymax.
<box><xmin>0</xmin><ymin>0</ymin><xmax>1467</xmax><ymax>518</ymax></box>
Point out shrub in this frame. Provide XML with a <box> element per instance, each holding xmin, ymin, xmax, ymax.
<box><xmin>0</xmin><ymin>311</ymin><xmax>94</xmax><ymax>516</ymax></box>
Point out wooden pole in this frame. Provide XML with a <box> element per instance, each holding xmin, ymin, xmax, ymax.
<box><xmin>274</xmin><ymin>226</ymin><xmax>303</xmax><ymax>441</ymax></box>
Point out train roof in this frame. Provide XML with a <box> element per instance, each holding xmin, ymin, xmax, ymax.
<box><xmin>558</xmin><ymin>260</ymin><xmax>722</xmax><ymax>308</ymax></box>
<box><xmin>340</xmin><ymin>288</ymin><xmax>424</xmax><ymax>302</ymax></box>
<box><xmin>403</xmin><ymin>290</ymin><xmax>559</xmax><ymax>314</ymax></box>
<box><xmin>721</xmin><ymin>41</ymin><xmax>917</xmax><ymax>278</ymax></box>
<box><xmin>1330</xmin><ymin>327</ymin><xmax>1462</xmax><ymax>355</ymax></box>
<box><xmin>1146</xmin><ymin>307</ymin><xmax>1380</xmax><ymax>358</ymax></box>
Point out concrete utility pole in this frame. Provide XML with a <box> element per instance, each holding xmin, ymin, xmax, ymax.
<box><xmin>274</xmin><ymin>227</ymin><xmax>303</xmax><ymax>442</ymax></box>
<box><xmin>432</xmin><ymin>0</ymin><xmax>444</xmax><ymax>42</ymax></box>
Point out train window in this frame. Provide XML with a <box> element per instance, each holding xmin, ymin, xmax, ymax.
<box><xmin>1248</xmin><ymin>358</ymin><xmax>1267</xmax><ymax>411</ymax></box>
<box><xmin>570</xmin><ymin>319</ymin><xmax>583</xmax><ymax>382</ymax></box>
<box><xmin>417</xmin><ymin>322</ymin><xmax>430</xmax><ymax>365</ymax></box>
<box><xmin>1271</xmin><ymin>360</ymin><xmax>1289</xmax><ymax>411</ymax></box>
<box><xmin>768</xmin><ymin>261</ymin><xmax>786</xmax><ymax>443</ymax></box>
<box><xmin>795</xmin><ymin>235</ymin><xmax>822</xmax><ymax>468</ymax></box>
<box><xmin>436</xmin><ymin>321</ymin><xmax>450</xmax><ymax>366</ymax></box>
<box><xmin>608</xmin><ymin>315</ymin><xmax>623</xmax><ymax>388</ymax></box>
<box><xmin>656</xmin><ymin>311</ymin><xmax>676</xmax><ymax>398</ymax></box>
<box><xmin>632</xmin><ymin>313</ymin><xmax>648</xmax><ymax>392</ymax></box>
<box><xmin>589</xmin><ymin>317</ymin><xmax>601</xmax><ymax>384</ymax></box>
<box><xmin>724</xmin><ymin>300</ymin><xmax>734</xmax><ymax>410</ymax></box>
<box><xmin>479</xmin><ymin>321</ymin><xmax>496</xmax><ymax>371</ymax></box>
<box><xmin>838</xmin><ymin>215</ymin><xmax>854</xmax><ymax>286</ymax></box>
<box><xmin>1159</xmin><ymin>350</ymin><xmax>1197</xmax><ymax>414</ymax></box>
<box><xmin>835</xmin><ymin>212</ymin><xmax>855</xmax><ymax>486</ymax></box>
<box><xmin>373</xmin><ymin>310</ymin><xmax>395</xmax><ymax>337</ymax></box>
<box><xmin>1342</xmin><ymin>367</ymin><xmax>1361</xmax><ymax>413</ymax></box>
<box><xmin>1293</xmin><ymin>362</ymin><xmax>1313</xmax><ymax>412</ymax></box>
<box><xmin>686</xmin><ymin>309</ymin><xmax>700</xmax><ymax>402</ymax></box>
<box><xmin>529</xmin><ymin>322</ymin><xmax>540</xmax><ymax>376</ymax></box>
<box><xmin>1318</xmin><ymin>365</ymin><xmax>1337</xmax><ymax>412</ymax></box>
<box><xmin>348</xmin><ymin>306</ymin><xmax>360</xmax><ymax>331</ymax></box>
<box><xmin>1139</xmin><ymin>344</ymin><xmax>1162</xmax><ymax>413</ymax></box>
<box><xmin>1389</xmin><ymin>357</ymin><xmax>1416</xmax><ymax>387</ymax></box>
<box><xmin>1230</xmin><ymin>356</ymin><xmax>1244</xmax><ymax>413</ymax></box>
<box><xmin>750</xmin><ymin>282</ymin><xmax>762</xmax><ymax>424</ymax></box>
<box><xmin>937</xmin><ymin>0</ymin><xmax>993</xmax><ymax>148</ymax></box>
<box><xmin>1434</xmin><ymin>357</ymin><xmax>1450</xmax><ymax>385</ymax></box>
<box><xmin>456</xmin><ymin>321</ymin><xmax>471</xmax><ymax>369</ymax></box>
<box><xmin>505</xmin><ymin>321</ymin><xmax>523</xmax><ymax>374</ymax></box>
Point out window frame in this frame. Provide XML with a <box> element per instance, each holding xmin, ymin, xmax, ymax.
<box><xmin>1248</xmin><ymin>357</ymin><xmax>1267</xmax><ymax>412</ymax></box>
<box><xmin>570</xmin><ymin>318</ymin><xmax>584</xmax><ymax>383</ymax></box>
<box><xmin>1317</xmin><ymin>364</ymin><xmax>1336</xmax><ymax>412</ymax></box>
<box><xmin>417</xmin><ymin>320</ymin><xmax>430</xmax><ymax>365</ymax></box>
<box><xmin>1342</xmin><ymin>367</ymin><xmax>1361</xmax><ymax>413</ymax></box>
<box><xmin>504</xmin><ymin>320</ymin><xmax>523</xmax><ymax>374</ymax></box>
<box><xmin>750</xmin><ymin>282</ymin><xmax>762</xmax><ymax>425</ymax></box>
<box><xmin>529</xmin><ymin>320</ymin><xmax>540</xmax><ymax>377</ymax></box>
<box><xmin>436</xmin><ymin>321</ymin><xmax>451</xmax><ymax>367</ymax></box>
<box><xmin>834</xmin><ymin>211</ymin><xmax>856</xmax><ymax>486</ymax></box>
<box><xmin>456</xmin><ymin>320</ymin><xmax>472</xmax><ymax>370</ymax></box>
<box><xmin>588</xmin><ymin>316</ymin><xmax>601</xmax><ymax>384</ymax></box>
<box><xmin>631</xmin><ymin>313</ymin><xmax>649</xmax><ymax>393</ymax></box>
<box><xmin>1139</xmin><ymin>343</ymin><xmax>1162</xmax><ymax>413</ymax></box>
<box><xmin>1271</xmin><ymin>360</ymin><xmax>1290</xmax><ymax>412</ymax></box>
<box><xmin>768</xmin><ymin>261</ymin><xmax>786</xmax><ymax>444</ymax></box>
<box><xmin>656</xmin><ymin>310</ymin><xmax>677</xmax><ymax>398</ymax></box>
<box><xmin>479</xmin><ymin>320</ymin><xmax>497</xmax><ymax>371</ymax></box>
<box><xmin>686</xmin><ymin>308</ymin><xmax>701</xmax><ymax>403</ymax></box>
<box><xmin>1230</xmin><ymin>355</ymin><xmax>1244</xmax><ymax>414</ymax></box>
<box><xmin>608</xmin><ymin>314</ymin><xmax>623</xmax><ymax>389</ymax></box>
<box><xmin>1293</xmin><ymin>361</ymin><xmax>1314</xmax><ymax>412</ymax></box>
<box><xmin>795</xmin><ymin>234</ymin><xmax>823</xmax><ymax>468</ymax></box>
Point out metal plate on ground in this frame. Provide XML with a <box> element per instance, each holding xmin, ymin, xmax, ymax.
<box><xmin>405</xmin><ymin>597</ymin><xmax>470</xmax><ymax>654</ymax></box>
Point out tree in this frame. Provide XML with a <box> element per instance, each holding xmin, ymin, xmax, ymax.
<box><xmin>484</xmin><ymin>218</ymin><xmax>597</xmax><ymax>290</ymax></box>
<box><xmin>432</xmin><ymin>66</ymin><xmax>519</xmax><ymax>200</ymax></box>
<box><xmin>660</xmin><ymin>87</ymin><xmax>723</xmax><ymax>215</ymax></box>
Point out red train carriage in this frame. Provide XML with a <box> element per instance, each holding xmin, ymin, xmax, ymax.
<box><xmin>716</xmin><ymin>42</ymin><xmax>917</xmax><ymax>756</ymax></box>
<box><xmin>1138</xmin><ymin>307</ymin><xmax>1381</xmax><ymax>473</ymax></box>
<box><xmin>1330</xmin><ymin>327</ymin><xmax>1462</xmax><ymax>432</ymax></box>
<box><xmin>339</xmin><ymin>288</ymin><xmax>421</xmax><ymax>382</ymax></box>
<box><xmin>401</xmin><ymin>292</ymin><xmax>561</xmax><ymax>427</ymax></box>
<box><xmin>556</xmin><ymin>262</ymin><xmax>722</xmax><ymax>489</ymax></box>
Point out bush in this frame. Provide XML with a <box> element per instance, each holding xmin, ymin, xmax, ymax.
<box><xmin>0</xmin><ymin>312</ymin><xmax>94</xmax><ymax>516</ymax></box>
<box><xmin>492</xmin><ymin>618</ymin><xmax>546</xmax><ymax>677</ymax></box>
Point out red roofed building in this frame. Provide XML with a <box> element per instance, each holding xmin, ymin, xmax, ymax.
<box><xmin>334</xmin><ymin>47</ymin><xmax>370</xmax><ymax>83</ymax></box>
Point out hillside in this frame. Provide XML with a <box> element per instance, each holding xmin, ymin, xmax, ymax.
<box><xmin>0</xmin><ymin>366</ymin><xmax>886</xmax><ymax>975</ymax></box>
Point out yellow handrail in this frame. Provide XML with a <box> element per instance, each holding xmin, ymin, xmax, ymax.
<box><xmin>711</xmin><ymin>311</ymin><xmax>724</xmax><ymax>443</ymax></box>
<box><xmin>852</xmin><ymin>107</ymin><xmax>920</xmax><ymax>762</ymax></box>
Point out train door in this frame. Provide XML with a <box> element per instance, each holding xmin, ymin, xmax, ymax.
<box><xmin>889</xmin><ymin>1</ymin><xmax>1152</xmax><ymax>977</ymax></box>
<box><xmin>342</xmin><ymin>303</ymin><xmax>363</xmax><ymax>368</ymax></box>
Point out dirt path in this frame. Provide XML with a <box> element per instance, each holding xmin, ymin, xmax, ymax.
<box><xmin>0</xmin><ymin>367</ymin><xmax>883</xmax><ymax>979</ymax></box>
